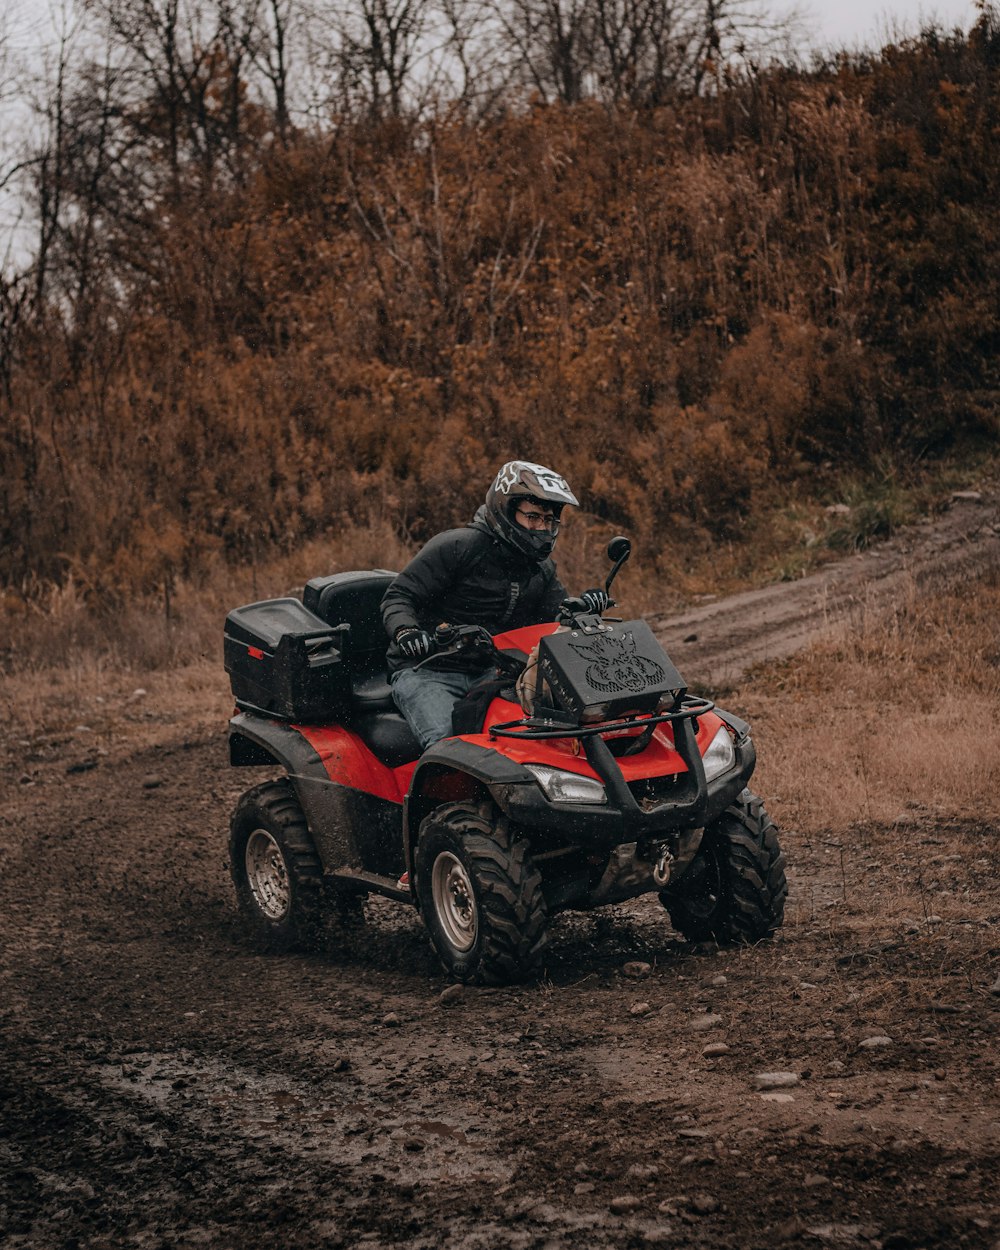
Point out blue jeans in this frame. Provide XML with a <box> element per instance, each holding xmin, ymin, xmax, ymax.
<box><xmin>390</xmin><ymin>666</ymin><xmax>491</xmax><ymax>750</ymax></box>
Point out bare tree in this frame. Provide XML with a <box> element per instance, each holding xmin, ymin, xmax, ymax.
<box><xmin>321</xmin><ymin>0</ymin><xmax>432</xmax><ymax>120</ymax></box>
<box><xmin>493</xmin><ymin>0</ymin><xmax>594</xmax><ymax>103</ymax></box>
<box><xmin>685</xmin><ymin>0</ymin><xmax>807</xmax><ymax>94</ymax></box>
<box><xmin>79</xmin><ymin>0</ymin><xmax>267</xmax><ymax>192</ymax></box>
<box><xmin>587</xmin><ymin>0</ymin><xmax>696</xmax><ymax>102</ymax></box>
<box><xmin>0</xmin><ymin>3</ymin><xmax>42</xmax><ymax>278</ymax></box>
<box><xmin>490</xmin><ymin>0</ymin><xmax>804</xmax><ymax>104</ymax></box>
<box><xmin>436</xmin><ymin>0</ymin><xmax>510</xmax><ymax>112</ymax></box>
<box><xmin>31</xmin><ymin>5</ymin><xmax>79</xmax><ymax>305</ymax></box>
<box><xmin>246</xmin><ymin>0</ymin><xmax>297</xmax><ymax>139</ymax></box>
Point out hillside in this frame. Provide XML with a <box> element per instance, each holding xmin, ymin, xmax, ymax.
<box><xmin>2</xmin><ymin>15</ymin><xmax>999</xmax><ymax>612</ymax></box>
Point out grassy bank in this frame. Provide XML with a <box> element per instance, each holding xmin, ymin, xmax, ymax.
<box><xmin>744</xmin><ymin>572</ymin><xmax>1000</xmax><ymax>841</ymax></box>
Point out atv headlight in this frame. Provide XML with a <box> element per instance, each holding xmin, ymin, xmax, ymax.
<box><xmin>702</xmin><ymin>726</ymin><xmax>736</xmax><ymax>782</ymax></box>
<box><xmin>523</xmin><ymin>764</ymin><xmax>607</xmax><ymax>805</ymax></box>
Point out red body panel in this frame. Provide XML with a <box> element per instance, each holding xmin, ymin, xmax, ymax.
<box><xmin>483</xmin><ymin>620</ymin><xmax>722</xmax><ymax>780</ymax></box>
<box><xmin>297</xmin><ymin>620</ymin><xmax>716</xmax><ymax>801</ymax></box>
<box><xmin>296</xmin><ymin>724</ymin><xmax>417</xmax><ymax>804</ymax></box>
<box><xmin>491</xmin><ymin>621</ymin><xmax>560</xmax><ymax>652</ymax></box>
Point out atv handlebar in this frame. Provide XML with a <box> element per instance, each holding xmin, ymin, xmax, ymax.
<box><xmin>412</xmin><ymin>622</ymin><xmax>489</xmax><ymax>664</ymax></box>
<box><xmin>411</xmin><ymin>623</ymin><xmax>525</xmax><ymax>677</ymax></box>
<box><xmin>557</xmin><ymin>596</ymin><xmax>617</xmax><ymax>627</ymax></box>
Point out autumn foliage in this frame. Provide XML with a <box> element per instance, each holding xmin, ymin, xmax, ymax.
<box><xmin>2</xmin><ymin>16</ymin><xmax>999</xmax><ymax>602</ymax></box>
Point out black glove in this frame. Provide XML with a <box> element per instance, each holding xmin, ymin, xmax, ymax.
<box><xmin>580</xmin><ymin>588</ymin><xmax>610</xmax><ymax>614</ymax></box>
<box><xmin>395</xmin><ymin>627</ymin><xmax>433</xmax><ymax>659</ymax></box>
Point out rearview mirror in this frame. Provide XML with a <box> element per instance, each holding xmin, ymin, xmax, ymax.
<box><xmin>607</xmin><ymin>536</ymin><xmax>631</xmax><ymax>563</ymax></box>
<box><xmin>605</xmin><ymin>536</ymin><xmax>632</xmax><ymax>595</ymax></box>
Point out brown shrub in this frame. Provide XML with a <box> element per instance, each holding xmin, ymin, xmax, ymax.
<box><xmin>2</xmin><ymin>26</ymin><xmax>998</xmax><ymax>596</ymax></box>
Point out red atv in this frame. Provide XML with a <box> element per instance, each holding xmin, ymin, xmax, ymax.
<box><xmin>223</xmin><ymin>538</ymin><xmax>787</xmax><ymax>983</ymax></box>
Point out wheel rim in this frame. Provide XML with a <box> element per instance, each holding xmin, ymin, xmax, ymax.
<box><xmin>245</xmin><ymin>828</ymin><xmax>290</xmax><ymax>921</ymax></box>
<box><xmin>431</xmin><ymin>851</ymin><xmax>478</xmax><ymax>953</ymax></box>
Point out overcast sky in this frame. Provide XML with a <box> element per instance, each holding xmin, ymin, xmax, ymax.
<box><xmin>2</xmin><ymin>0</ymin><xmax>985</xmax><ymax>72</ymax></box>
<box><xmin>795</xmin><ymin>0</ymin><xmax>979</xmax><ymax>51</ymax></box>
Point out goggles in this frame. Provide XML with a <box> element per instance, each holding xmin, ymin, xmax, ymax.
<box><xmin>515</xmin><ymin>504</ymin><xmax>560</xmax><ymax>530</ymax></box>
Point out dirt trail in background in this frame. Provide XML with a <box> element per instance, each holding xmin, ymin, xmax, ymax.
<box><xmin>648</xmin><ymin>490</ymin><xmax>1000</xmax><ymax>686</ymax></box>
<box><xmin>2</xmin><ymin>491</ymin><xmax>1000</xmax><ymax>1249</ymax></box>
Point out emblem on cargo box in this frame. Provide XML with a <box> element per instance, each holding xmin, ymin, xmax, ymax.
<box><xmin>570</xmin><ymin>631</ymin><xmax>666</xmax><ymax>693</ymax></box>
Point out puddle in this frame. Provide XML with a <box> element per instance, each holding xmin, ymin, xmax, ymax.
<box><xmin>92</xmin><ymin>1051</ymin><xmax>512</xmax><ymax>1185</ymax></box>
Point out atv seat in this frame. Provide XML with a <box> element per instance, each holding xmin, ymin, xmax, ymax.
<box><xmin>302</xmin><ymin>570</ymin><xmax>423</xmax><ymax>765</ymax></box>
<box><xmin>353</xmin><ymin>711</ymin><xmax>421</xmax><ymax>767</ymax></box>
<box><xmin>351</xmin><ymin>670</ymin><xmax>394</xmax><ymax>712</ymax></box>
<box><xmin>302</xmin><ymin>569</ymin><xmax>397</xmax><ymax>713</ymax></box>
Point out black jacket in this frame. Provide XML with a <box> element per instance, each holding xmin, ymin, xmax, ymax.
<box><xmin>381</xmin><ymin>506</ymin><xmax>568</xmax><ymax>672</ymax></box>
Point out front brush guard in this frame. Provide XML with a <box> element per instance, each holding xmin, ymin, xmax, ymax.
<box><xmin>489</xmin><ymin>697</ymin><xmax>716</xmax><ymax>831</ymax></box>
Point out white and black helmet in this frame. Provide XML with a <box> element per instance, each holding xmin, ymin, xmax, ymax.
<box><xmin>484</xmin><ymin>461</ymin><xmax>579</xmax><ymax>561</ymax></box>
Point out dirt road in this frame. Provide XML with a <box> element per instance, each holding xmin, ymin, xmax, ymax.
<box><xmin>649</xmin><ymin>490</ymin><xmax>1000</xmax><ymax>687</ymax></box>
<box><xmin>2</xmin><ymin>493</ymin><xmax>999</xmax><ymax>1249</ymax></box>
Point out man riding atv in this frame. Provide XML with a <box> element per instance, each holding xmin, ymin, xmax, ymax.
<box><xmin>382</xmin><ymin>461</ymin><xmax>609</xmax><ymax>750</ymax></box>
<box><xmin>223</xmin><ymin>470</ymin><xmax>787</xmax><ymax>983</ymax></box>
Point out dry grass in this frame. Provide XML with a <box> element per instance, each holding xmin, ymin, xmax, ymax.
<box><xmin>736</xmin><ymin>574</ymin><xmax>1000</xmax><ymax>888</ymax></box>
<box><xmin>702</xmin><ymin>576</ymin><xmax>1000</xmax><ymax>972</ymax></box>
<box><xmin>3</xmin><ymin>453</ymin><xmax>985</xmax><ymax>682</ymax></box>
<box><xmin>0</xmin><ymin>512</ymin><xmax>649</xmax><ymax>751</ymax></box>
<box><xmin>0</xmin><ymin>519</ymin><xmax>415</xmax><ymax>674</ymax></box>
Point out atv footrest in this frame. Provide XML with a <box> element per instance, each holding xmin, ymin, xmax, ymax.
<box><xmin>329</xmin><ymin>867</ymin><xmax>412</xmax><ymax>903</ymax></box>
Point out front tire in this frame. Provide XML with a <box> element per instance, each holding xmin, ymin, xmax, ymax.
<box><xmin>660</xmin><ymin>790</ymin><xmax>787</xmax><ymax>944</ymax></box>
<box><xmin>229</xmin><ymin>780</ymin><xmax>326</xmax><ymax>952</ymax></box>
<box><xmin>415</xmin><ymin>802</ymin><xmax>548</xmax><ymax>984</ymax></box>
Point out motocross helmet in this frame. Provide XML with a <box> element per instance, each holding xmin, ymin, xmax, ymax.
<box><xmin>485</xmin><ymin>461</ymin><xmax>579</xmax><ymax>561</ymax></box>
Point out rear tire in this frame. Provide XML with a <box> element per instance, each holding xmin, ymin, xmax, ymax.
<box><xmin>415</xmin><ymin>801</ymin><xmax>547</xmax><ymax>985</ymax></box>
<box><xmin>229</xmin><ymin>780</ymin><xmax>326</xmax><ymax>952</ymax></box>
<box><xmin>660</xmin><ymin>789</ymin><xmax>787</xmax><ymax>944</ymax></box>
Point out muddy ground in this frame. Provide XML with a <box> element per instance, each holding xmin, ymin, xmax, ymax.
<box><xmin>2</xmin><ymin>492</ymin><xmax>1000</xmax><ymax>1250</ymax></box>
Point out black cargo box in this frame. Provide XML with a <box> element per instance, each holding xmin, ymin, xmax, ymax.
<box><xmin>537</xmin><ymin>619</ymin><xmax>686</xmax><ymax>723</ymax></box>
<box><xmin>224</xmin><ymin>598</ymin><xmax>350</xmax><ymax>722</ymax></box>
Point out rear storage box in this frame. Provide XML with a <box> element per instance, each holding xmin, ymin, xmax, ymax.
<box><xmin>537</xmin><ymin>619</ymin><xmax>686</xmax><ymax>722</ymax></box>
<box><xmin>224</xmin><ymin>598</ymin><xmax>350</xmax><ymax>721</ymax></box>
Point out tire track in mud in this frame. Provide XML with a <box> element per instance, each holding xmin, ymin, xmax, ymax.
<box><xmin>91</xmin><ymin>1048</ymin><xmax>511</xmax><ymax>1188</ymax></box>
<box><xmin>647</xmin><ymin>492</ymin><xmax>1000</xmax><ymax>687</ymax></box>
<box><xmin>0</xmin><ymin>1024</ymin><xmax>687</xmax><ymax>1249</ymax></box>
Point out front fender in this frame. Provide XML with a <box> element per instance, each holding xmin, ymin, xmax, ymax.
<box><xmin>403</xmin><ymin>738</ymin><xmax>537</xmax><ymax>871</ymax></box>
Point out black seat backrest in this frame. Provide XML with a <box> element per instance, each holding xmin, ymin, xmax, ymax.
<box><xmin>302</xmin><ymin>570</ymin><xmax>396</xmax><ymax>668</ymax></box>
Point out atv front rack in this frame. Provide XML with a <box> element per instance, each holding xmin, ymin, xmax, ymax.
<box><xmin>487</xmin><ymin>695</ymin><xmax>715</xmax><ymax>742</ymax></box>
<box><xmin>490</xmin><ymin>696</ymin><xmax>718</xmax><ymax>828</ymax></box>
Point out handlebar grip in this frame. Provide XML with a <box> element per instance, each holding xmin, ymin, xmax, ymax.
<box><xmin>433</xmin><ymin>622</ymin><xmax>456</xmax><ymax>647</ymax></box>
<box><xmin>560</xmin><ymin>597</ymin><xmax>589</xmax><ymax>614</ymax></box>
